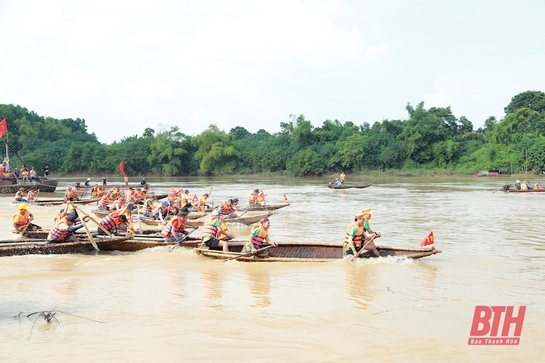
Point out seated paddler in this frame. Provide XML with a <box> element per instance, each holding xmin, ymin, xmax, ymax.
<box><xmin>244</xmin><ymin>217</ymin><xmax>276</xmax><ymax>258</ymax></box>
<box><xmin>47</xmin><ymin>215</ymin><xmax>86</xmax><ymax>243</ymax></box>
<box><xmin>162</xmin><ymin>211</ymin><xmax>197</xmax><ymax>243</ymax></box>
<box><xmin>97</xmin><ymin>208</ymin><xmax>129</xmax><ymax>235</ymax></box>
<box><xmin>218</xmin><ymin>198</ymin><xmax>239</xmax><ymax>219</ymax></box>
<box><xmin>344</xmin><ymin>209</ymin><xmax>381</xmax><ymax>258</ymax></box>
<box><xmin>200</xmin><ymin>209</ymin><xmax>233</xmax><ymax>252</ymax></box>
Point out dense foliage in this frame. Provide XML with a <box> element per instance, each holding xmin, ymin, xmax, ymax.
<box><xmin>2</xmin><ymin>90</ymin><xmax>545</xmax><ymax>176</ymax></box>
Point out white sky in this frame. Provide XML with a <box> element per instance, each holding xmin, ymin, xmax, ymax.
<box><xmin>1</xmin><ymin>0</ymin><xmax>544</xmax><ymax>144</ymax></box>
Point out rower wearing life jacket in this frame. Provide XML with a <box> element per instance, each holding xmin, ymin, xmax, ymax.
<box><xmin>142</xmin><ymin>196</ymin><xmax>155</xmax><ymax>218</ymax></box>
<box><xmin>244</xmin><ymin>217</ymin><xmax>276</xmax><ymax>257</ymax></box>
<box><xmin>248</xmin><ymin>189</ymin><xmax>259</xmax><ymax>205</ymax></box>
<box><xmin>256</xmin><ymin>190</ymin><xmax>266</xmax><ymax>205</ymax></box>
<box><xmin>198</xmin><ymin>193</ymin><xmax>210</xmax><ymax>212</ymax></box>
<box><xmin>344</xmin><ymin>208</ymin><xmax>380</xmax><ymax>258</ymax></box>
<box><xmin>64</xmin><ymin>187</ymin><xmax>79</xmax><ymax>201</ymax></box>
<box><xmin>47</xmin><ymin>215</ymin><xmax>85</xmax><ymax>243</ymax></box>
<box><xmin>162</xmin><ymin>211</ymin><xmax>196</xmax><ymax>242</ymax></box>
<box><xmin>219</xmin><ymin>198</ymin><xmax>239</xmax><ymax>219</ymax></box>
<box><xmin>154</xmin><ymin>201</ymin><xmax>170</xmax><ymax>220</ymax></box>
<box><xmin>13</xmin><ymin>203</ymin><xmax>41</xmax><ymax>233</ymax></box>
<box><xmin>180</xmin><ymin>190</ymin><xmax>191</xmax><ymax>208</ymax></box>
<box><xmin>97</xmin><ymin>210</ymin><xmax>128</xmax><ymax>235</ymax></box>
<box><xmin>200</xmin><ymin>209</ymin><xmax>232</xmax><ymax>252</ymax></box>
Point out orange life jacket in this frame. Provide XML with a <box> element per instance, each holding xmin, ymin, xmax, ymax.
<box><xmin>47</xmin><ymin>218</ymin><xmax>70</xmax><ymax>241</ymax></box>
<box><xmin>162</xmin><ymin>217</ymin><xmax>187</xmax><ymax>238</ymax></box>
<box><xmin>219</xmin><ymin>201</ymin><xmax>234</xmax><ymax>215</ymax></box>
<box><xmin>344</xmin><ymin>223</ymin><xmax>364</xmax><ymax>249</ymax></box>
<box><xmin>13</xmin><ymin>213</ymin><xmax>29</xmax><ymax>230</ymax></box>
<box><xmin>249</xmin><ymin>223</ymin><xmax>268</xmax><ymax>248</ymax></box>
<box><xmin>100</xmin><ymin>212</ymin><xmax>125</xmax><ymax>231</ymax></box>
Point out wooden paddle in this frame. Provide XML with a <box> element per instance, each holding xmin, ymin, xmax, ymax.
<box><xmin>231</xmin><ymin>210</ymin><xmax>248</xmax><ymax>219</ymax></box>
<box><xmin>19</xmin><ymin>222</ymin><xmax>32</xmax><ymax>237</ymax></box>
<box><xmin>225</xmin><ymin>244</ymin><xmax>276</xmax><ymax>262</ymax></box>
<box><xmin>80</xmin><ymin>215</ymin><xmax>99</xmax><ymax>251</ymax></box>
<box><xmin>350</xmin><ymin>234</ymin><xmax>378</xmax><ymax>261</ymax></box>
<box><xmin>169</xmin><ymin>227</ymin><xmax>199</xmax><ymax>250</ymax></box>
<box><xmin>74</xmin><ymin>206</ymin><xmax>113</xmax><ymax>237</ymax></box>
<box><xmin>136</xmin><ymin>204</ymin><xmax>144</xmax><ymax>234</ymax></box>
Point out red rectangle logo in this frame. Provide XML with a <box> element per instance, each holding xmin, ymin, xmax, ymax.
<box><xmin>468</xmin><ymin>306</ymin><xmax>526</xmax><ymax>345</ymax></box>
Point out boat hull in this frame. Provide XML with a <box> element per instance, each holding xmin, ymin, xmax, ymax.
<box><xmin>237</xmin><ymin>203</ymin><xmax>289</xmax><ymax>211</ymax></box>
<box><xmin>0</xmin><ymin>236</ymin><xmax>132</xmax><ymax>257</ymax></box>
<box><xmin>196</xmin><ymin>242</ymin><xmax>441</xmax><ymax>262</ymax></box>
<box><xmin>327</xmin><ymin>183</ymin><xmax>372</xmax><ymax>189</ymax></box>
<box><xmin>0</xmin><ymin>178</ymin><xmax>58</xmax><ymax>193</ymax></box>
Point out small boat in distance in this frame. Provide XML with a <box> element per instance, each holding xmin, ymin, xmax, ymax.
<box><xmin>477</xmin><ymin>171</ymin><xmax>504</xmax><ymax>177</ymax></box>
<box><xmin>327</xmin><ymin>183</ymin><xmax>372</xmax><ymax>189</ymax></box>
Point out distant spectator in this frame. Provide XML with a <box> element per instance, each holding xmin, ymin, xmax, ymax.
<box><xmin>29</xmin><ymin>167</ymin><xmax>37</xmax><ymax>181</ymax></box>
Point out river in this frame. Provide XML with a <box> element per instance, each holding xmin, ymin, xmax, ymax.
<box><xmin>0</xmin><ymin>175</ymin><xmax>543</xmax><ymax>362</ymax></box>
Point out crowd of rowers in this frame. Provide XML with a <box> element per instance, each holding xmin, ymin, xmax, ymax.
<box><xmin>12</xmin><ymin>187</ymin><xmax>277</xmax><ymax>257</ymax></box>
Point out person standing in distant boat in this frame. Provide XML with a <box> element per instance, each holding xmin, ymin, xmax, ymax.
<box><xmin>102</xmin><ymin>177</ymin><xmax>107</xmax><ymax>185</ymax></box>
<box><xmin>84</xmin><ymin>178</ymin><xmax>91</xmax><ymax>186</ymax></box>
<box><xmin>339</xmin><ymin>171</ymin><xmax>346</xmax><ymax>184</ymax></box>
<box><xmin>42</xmin><ymin>165</ymin><xmax>49</xmax><ymax>179</ymax></box>
<box><xmin>29</xmin><ymin>167</ymin><xmax>37</xmax><ymax>181</ymax></box>
<box><xmin>124</xmin><ymin>175</ymin><xmax>129</xmax><ymax>185</ymax></box>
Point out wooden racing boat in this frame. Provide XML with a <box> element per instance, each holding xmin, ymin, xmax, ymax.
<box><xmin>188</xmin><ymin>212</ymin><xmax>273</xmax><ymax>227</ymax></box>
<box><xmin>327</xmin><ymin>183</ymin><xmax>372</xmax><ymax>189</ymax></box>
<box><xmin>92</xmin><ymin>210</ymin><xmax>204</xmax><ymax>221</ymax></box>
<box><xmin>237</xmin><ymin>203</ymin><xmax>289</xmax><ymax>212</ymax></box>
<box><xmin>97</xmin><ymin>236</ymin><xmax>246</xmax><ymax>252</ymax></box>
<box><xmin>26</xmin><ymin>198</ymin><xmax>101</xmax><ymax>206</ymax></box>
<box><xmin>0</xmin><ymin>235</ymin><xmax>132</xmax><ymax>257</ymax></box>
<box><xmin>196</xmin><ymin>242</ymin><xmax>441</xmax><ymax>262</ymax></box>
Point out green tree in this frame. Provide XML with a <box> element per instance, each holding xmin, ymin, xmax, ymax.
<box><xmin>192</xmin><ymin>124</ymin><xmax>237</xmax><ymax>175</ymax></box>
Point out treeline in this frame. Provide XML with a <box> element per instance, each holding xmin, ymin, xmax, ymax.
<box><xmin>2</xmin><ymin>90</ymin><xmax>545</xmax><ymax>176</ymax></box>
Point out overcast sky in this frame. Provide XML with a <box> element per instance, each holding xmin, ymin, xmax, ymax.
<box><xmin>1</xmin><ymin>0</ymin><xmax>544</xmax><ymax>144</ymax></box>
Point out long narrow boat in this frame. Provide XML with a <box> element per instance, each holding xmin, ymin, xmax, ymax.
<box><xmin>327</xmin><ymin>183</ymin><xmax>372</xmax><ymax>189</ymax></box>
<box><xmin>92</xmin><ymin>209</ymin><xmax>205</xmax><ymax>220</ymax></box>
<box><xmin>20</xmin><ymin>229</ymin><xmax>161</xmax><ymax>239</ymax></box>
<box><xmin>97</xmin><ymin>237</ymin><xmax>246</xmax><ymax>252</ymax></box>
<box><xmin>0</xmin><ymin>236</ymin><xmax>132</xmax><ymax>257</ymax></box>
<box><xmin>0</xmin><ymin>179</ymin><xmax>59</xmax><ymax>193</ymax></box>
<box><xmin>237</xmin><ymin>203</ymin><xmax>289</xmax><ymax>212</ymax></box>
<box><xmin>73</xmin><ymin>183</ymin><xmax>149</xmax><ymax>190</ymax></box>
<box><xmin>180</xmin><ymin>212</ymin><xmax>273</xmax><ymax>227</ymax></box>
<box><xmin>21</xmin><ymin>198</ymin><xmax>101</xmax><ymax>206</ymax></box>
<box><xmin>504</xmin><ymin>189</ymin><xmax>545</xmax><ymax>193</ymax></box>
<box><xmin>196</xmin><ymin>242</ymin><xmax>441</xmax><ymax>262</ymax></box>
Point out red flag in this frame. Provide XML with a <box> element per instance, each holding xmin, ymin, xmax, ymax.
<box><xmin>119</xmin><ymin>160</ymin><xmax>125</xmax><ymax>175</ymax></box>
<box><xmin>419</xmin><ymin>231</ymin><xmax>435</xmax><ymax>247</ymax></box>
<box><xmin>0</xmin><ymin>118</ymin><xmax>8</xmax><ymax>138</ymax></box>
